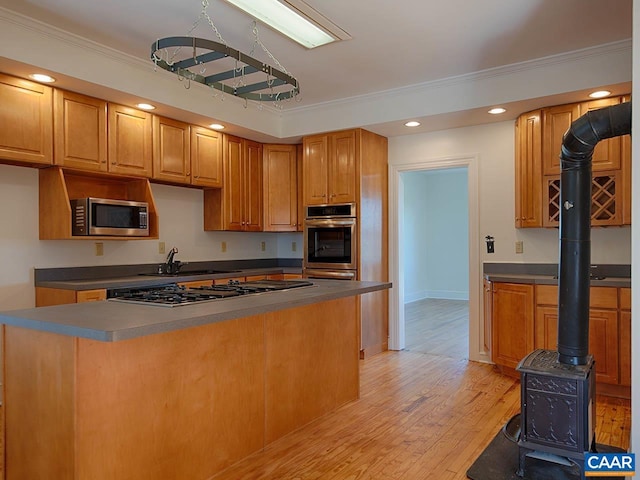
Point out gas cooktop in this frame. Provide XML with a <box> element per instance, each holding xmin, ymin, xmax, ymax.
<box><xmin>107</xmin><ymin>280</ymin><xmax>314</xmax><ymax>307</ymax></box>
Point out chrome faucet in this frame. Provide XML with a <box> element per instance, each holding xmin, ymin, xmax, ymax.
<box><xmin>165</xmin><ymin>247</ymin><xmax>181</xmax><ymax>274</ymax></box>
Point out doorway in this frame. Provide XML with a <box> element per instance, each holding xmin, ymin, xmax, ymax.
<box><xmin>401</xmin><ymin>167</ymin><xmax>469</xmax><ymax>358</ymax></box>
<box><xmin>388</xmin><ymin>155</ymin><xmax>487</xmax><ymax>363</ymax></box>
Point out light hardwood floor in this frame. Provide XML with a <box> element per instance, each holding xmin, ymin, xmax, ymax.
<box><xmin>210</xmin><ymin>349</ymin><xmax>630</xmax><ymax>480</ymax></box>
<box><xmin>405</xmin><ymin>298</ymin><xmax>469</xmax><ymax>359</ymax></box>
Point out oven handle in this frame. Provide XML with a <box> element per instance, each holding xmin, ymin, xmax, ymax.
<box><xmin>304</xmin><ymin>269</ymin><xmax>357</xmax><ymax>280</ymax></box>
<box><xmin>305</xmin><ymin>218</ymin><xmax>356</xmax><ymax>227</ymax></box>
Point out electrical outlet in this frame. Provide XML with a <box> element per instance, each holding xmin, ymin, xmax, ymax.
<box><xmin>158</xmin><ymin>241</ymin><xmax>165</xmax><ymax>255</ymax></box>
<box><xmin>292</xmin><ymin>241</ymin><xmax>297</xmax><ymax>252</ymax></box>
<box><xmin>261</xmin><ymin>241</ymin><xmax>266</xmax><ymax>252</ymax></box>
<box><xmin>221</xmin><ymin>241</ymin><xmax>227</xmax><ymax>253</ymax></box>
<box><xmin>95</xmin><ymin>242</ymin><xmax>104</xmax><ymax>256</ymax></box>
<box><xmin>515</xmin><ymin>240</ymin><xmax>524</xmax><ymax>254</ymax></box>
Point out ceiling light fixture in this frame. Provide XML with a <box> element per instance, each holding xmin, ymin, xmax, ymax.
<box><xmin>29</xmin><ymin>73</ymin><xmax>55</xmax><ymax>83</ymax></box>
<box><xmin>222</xmin><ymin>0</ymin><xmax>350</xmax><ymax>49</ymax></box>
<box><xmin>405</xmin><ymin>121</ymin><xmax>421</xmax><ymax>127</ymax></box>
<box><xmin>136</xmin><ymin>103</ymin><xmax>156</xmax><ymax>110</ymax></box>
<box><xmin>589</xmin><ymin>90</ymin><xmax>611</xmax><ymax>99</ymax></box>
<box><xmin>209</xmin><ymin>123</ymin><xmax>225</xmax><ymax>130</ymax></box>
<box><xmin>488</xmin><ymin>107</ymin><xmax>506</xmax><ymax>115</ymax></box>
<box><xmin>151</xmin><ymin>0</ymin><xmax>300</xmax><ymax>107</ymax></box>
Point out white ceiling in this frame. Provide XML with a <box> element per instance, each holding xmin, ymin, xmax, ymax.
<box><xmin>0</xmin><ymin>0</ymin><xmax>633</xmax><ymax>142</ymax></box>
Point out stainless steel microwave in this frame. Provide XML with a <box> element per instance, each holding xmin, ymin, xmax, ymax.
<box><xmin>71</xmin><ymin>197</ymin><xmax>149</xmax><ymax>236</ymax></box>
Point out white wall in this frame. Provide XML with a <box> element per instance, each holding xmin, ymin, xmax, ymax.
<box><xmin>402</xmin><ymin>168</ymin><xmax>469</xmax><ymax>302</ymax></box>
<box><xmin>0</xmin><ymin>164</ymin><xmax>302</xmax><ymax>310</ymax></box>
<box><xmin>390</xmin><ymin>121</ymin><xmax>632</xmax><ymax>265</ymax></box>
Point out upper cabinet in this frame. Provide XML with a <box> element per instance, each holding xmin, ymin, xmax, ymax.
<box><xmin>0</xmin><ymin>73</ymin><xmax>53</xmax><ymax>166</ymax></box>
<box><xmin>263</xmin><ymin>144</ymin><xmax>300</xmax><ymax>232</ymax></box>
<box><xmin>515</xmin><ymin>110</ymin><xmax>542</xmax><ymax>228</ymax></box>
<box><xmin>107</xmin><ymin>103</ymin><xmax>153</xmax><ymax>177</ymax></box>
<box><xmin>54</xmin><ymin>89</ymin><xmax>108</xmax><ymax>172</ymax></box>
<box><xmin>303</xmin><ymin>130</ymin><xmax>357</xmax><ymax>205</ymax></box>
<box><xmin>515</xmin><ymin>95</ymin><xmax>631</xmax><ymax>228</ymax></box>
<box><xmin>204</xmin><ymin>135</ymin><xmax>263</xmax><ymax>231</ymax></box>
<box><xmin>190</xmin><ymin>126</ymin><xmax>223</xmax><ymax>188</ymax></box>
<box><xmin>152</xmin><ymin>116</ymin><xmax>191</xmax><ymax>184</ymax></box>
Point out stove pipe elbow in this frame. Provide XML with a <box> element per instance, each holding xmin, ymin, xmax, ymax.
<box><xmin>558</xmin><ymin>101</ymin><xmax>631</xmax><ymax>365</ymax></box>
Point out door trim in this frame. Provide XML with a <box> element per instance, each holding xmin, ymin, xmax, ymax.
<box><xmin>388</xmin><ymin>154</ymin><xmax>488</xmax><ymax>363</ymax></box>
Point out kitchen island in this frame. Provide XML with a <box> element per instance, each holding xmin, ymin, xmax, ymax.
<box><xmin>0</xmin><ymin>279</ymin><xmax>390</xmax><ymax>480</ymax></box>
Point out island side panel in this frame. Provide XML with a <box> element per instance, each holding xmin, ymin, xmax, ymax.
<box><xmin>5</xmin><ymin>326</ymin><xmax>76</xmax><ymax>480</ymax></box>
<box><xmin>264</xmin><ymin>296</ymin><xmax>360</xmax><ymax>443</ymax></box>
<box><xmin>74</xmin><ymin>315</ymin><xmax>266</xmax><ymax>480</ymax></box>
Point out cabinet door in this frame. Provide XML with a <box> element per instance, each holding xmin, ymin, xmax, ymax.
<box><xmin>191</xmin><ymin>126</ymin><xmax>222</xmax><ymax>187</ymax></box>
<box><xmin>303</xmin><ymin>134</ymin><xmax>329</xmax><ymax>205</ymax></box>
<box><xmin>491</xmin><ymin>283</ymin><xmax>534</xmax><ymax>369</ymax></box>
<box><xmin>535</xmin><ymin>305</ymin><xmax>619</xmax><ymax>385</ymax></box>
<box><xmin>515</xmin><ymin>111</ymin><xmax>542</xmax><ymax>227</ymax></box>
<box><xmin>152</xmin><ymin>116</ymin><xmax>190</xmax><ymax>184</ymax></box>
<box><xmin>542</xmin><ymin>103</ymin><xmax>579</xmax><ymax>176</ymax></box>
<box><xmin>580</xmin><ymin>98</ymin><xmax>621</xmax><ymax>172</ymax></box>
<box><xmin>0</xmin><ymin>73</ymin><xmax>53</xmax><ymax>165</ymax></box>
<box><xmin>328</xmin><ymin>130</ymin><xmax>357</xmax><ymax>204</ymax></box>
<box><xmin>107</xmin><ymin>103</ymin><xmax>152</xmax><ymax>177</ymax></box>
<box><xmin>620</xmin><ymin>310</ymin><xmax>631</xmax><ymax>387</ymax></box>
<box><xmin>224</xmin><ymin>135</ymin><xmax>245</xmax><ymax>231</ymax></box>
<box><xmin>243</xmin><ymin>140</ymin><xmax>263</xmax><ymax>232</ymax></box>
<box><xmin>296</xmin><ymin>144</ymin><xmax>304</xmax><ymax>231</ymax></box>
<box><xmin>263</xmin><ymin>144</ymin><xmax>298</xmax><ymax>232</ymax></box>
<box><xmin>54</xmin><ymin>90</ymin><xmax>107</xmax><ymax>172</ymax></box>
<box><xmin>621</xmin><ymin>96</ymin><xmax>632</xmax><ymax>225</ymax></box>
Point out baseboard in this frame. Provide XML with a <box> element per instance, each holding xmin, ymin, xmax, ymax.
<box><xmin>405</xmin><ymin>290</ymin><xmax>469</xmax><ymax>303</ymax></box>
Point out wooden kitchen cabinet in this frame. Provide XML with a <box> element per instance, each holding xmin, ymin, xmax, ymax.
<box><xmin>107</xmin><ymin>103</ymin><xmax>153</xmax><ymax>177</ymax></box>
<box><xmin>515</xmin><ymin>110</ymin><xmax>542</xmax><ymax>228</ymax></box>
<box><xmin>0</xmin><ymin>72</ymin><xmax>53</xmax><ymax>166</ymax></box>
<box><xmin>191</xmin><ymin>126</ymin><xmax>223</xmax><ymax>188</ymax></box>
<box><xmin>534</xmin><ymin>285</ymin><xmax>619</xmax><ymax>385</ymax></box>
<box><xmin>36</xmin><ymin>287</ymin><xmax>107</xmax><ymax>306</ymax></box>
<box><xmin>515</xmin><ymin>95</ymin><xmax>631</xmax><ymax>228</ymax></box>
<box><xmin>203</xmin><ymin>135</ymin><xmax>263</xmax><ymax>231</ymax></box>
<box><xmin>152</xmin><ymin>116</ymin><xmax>191</xmax><ymax>184</ymax></box>
<box><xmin>483</xmin><ymin>279</ymin><xmax>492</xmax><ymax>353</ymax></box>
<box><xmin>619</xmin><ymin>287</ymin><xmax>631</xmax><ymax>387</ymax></box>
<box><xmin>303</xmin><ymin>129</ymin><xmax>357</xmax><ymax>206</ymax></box>
<box><xmin>53</xmin><ymin>89</ymin><xmax>107</xmax><ymax>172</ymax></box>
<box><xmin>263</xmin><ymin>144</ymin><xmax>300</xmax><ymax>232</ymax></box>
<box><xmin>38</xmin><ymin>166</ymin><xmax>159</xmax><ymax>240</ymax></box>
<box><xmin>491</xmin><ymin>282</ymin><xmax>535</xmax><ymax>370</ymax></box>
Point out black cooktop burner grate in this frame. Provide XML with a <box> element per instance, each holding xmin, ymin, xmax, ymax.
<box><xmin>107</xmin><ymin>280</ymin><xmax>313</xmax><ymax>307</ymax></box>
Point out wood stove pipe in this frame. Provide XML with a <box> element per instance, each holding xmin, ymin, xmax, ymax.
<box><xmin>558</xmin><ymin>101</ymin><xmax>631</xmax><ymax>365</ymax></box>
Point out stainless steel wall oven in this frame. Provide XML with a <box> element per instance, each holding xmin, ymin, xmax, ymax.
<box><xmin>303</xmin><ymin>203</ymin><xmax>357</xmax><ymax>280</ymax></box>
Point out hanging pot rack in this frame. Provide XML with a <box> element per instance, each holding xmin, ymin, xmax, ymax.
<box><xmin>151</xmin><ymin>36</ymin><xmax>300</xmax><ymax>102</ymax></box>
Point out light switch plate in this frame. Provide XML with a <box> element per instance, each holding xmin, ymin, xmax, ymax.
<box><xmin>515</xmin><ymin>241</ymin><xmax>524</xmax><ymax>254</ymax></box>
<box><xmin>95</xmin><ymin>242</ymin><xmax>104</xmax><ymax>256</ymax></box>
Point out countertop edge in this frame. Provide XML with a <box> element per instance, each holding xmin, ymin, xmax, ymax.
<box><xmin>1</xmin><ymin>280</ymin><xmax>392</xmax><ymax>342</ymax></box>
<box><xmin>483</xmin><ymin>273</ymin><xmax>630</xmax><ymax>288</ymax></box>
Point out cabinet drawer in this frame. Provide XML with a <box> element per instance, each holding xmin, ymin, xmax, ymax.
<box><xmin>76</xmin><ymin>289</ymin><xmax>107</xmax><ymax>303</ymax></box>
<box><xmin>535</xmin><ymin>285</ymin><xmax>617</xmax><ymax>309</ymax></box>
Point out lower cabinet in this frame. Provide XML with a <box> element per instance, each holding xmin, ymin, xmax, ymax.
<box><xmin>36</xmin><ymin>287</ymin><xmax>107</xmax><ymax>307</ymax></box>
<box><xmin>490</xmin><ymin>283</ymin><xmax>534</xmax><ymax>369</ymax></box>
<box><xmin>489</xmin><ymin>281</ymin><xmax>630</xmax><ymax>395</ymax></box>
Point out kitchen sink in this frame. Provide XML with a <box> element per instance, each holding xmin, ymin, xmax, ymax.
<box><xmin>139</xmin><ymin>269</ymin><xmax>240</xmax><ymax>277</ymax></box>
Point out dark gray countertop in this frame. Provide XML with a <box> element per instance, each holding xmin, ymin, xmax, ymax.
<box><xmin>36</xmin><ymin>267</ymin><xmax>301</xmax><ymax>290</ymax></box>
<box><xmin>1</xmin><ymin>279</ymin><xmax>391</xmax><ymax>342</ymax></box>
<box><xmin>483</xmin><ymin>263</ymin><xmax>630</xmax><ymax>288</ymax></box>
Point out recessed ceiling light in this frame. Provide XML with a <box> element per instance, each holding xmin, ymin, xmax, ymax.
<box><xmin>589</xmin><ymin>90</ymin><xmax>611</xmax><ymax>99</ymax></box>
<box><xmin>488</xmin><ymin>107</ymin><xmax>506</xmax><ymax>115</ymax></box>
<box><xmin>29</xmin><ymin>73</ymin><xmax>55</xmax><ymax>83</ymax></box>
<box><xmin>136</xmin><ymin>103</ymin><xmax>156</xmax><ymax>110</ymax></box>
<box><xmin>223</xmin><ymin>0</ymin><xmax>350</xmax><ymax>49</ymax></box>
<box><xmin>405</xmin><ymin>121</ymin><xmax>420</xmax><ymax>127</ymax></box>
<box><xmin>209</xmin><ymin>123</ymin><xmax>225</xmax><ymax>130</ymax></box>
